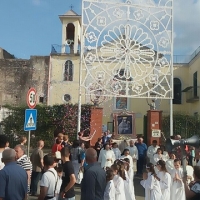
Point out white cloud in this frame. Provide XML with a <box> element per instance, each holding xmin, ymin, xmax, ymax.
<box><xmin>173</xmin><ymin>0</ymin><xmax>200</xmax><ymax>55</ymax></box>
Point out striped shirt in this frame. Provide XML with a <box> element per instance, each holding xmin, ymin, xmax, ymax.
<box><xmin>17</xmin><ymin>154</ymin><xmax>32</xmax><ymax>192</ymax></box>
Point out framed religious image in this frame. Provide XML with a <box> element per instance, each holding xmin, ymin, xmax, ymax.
<box><xmin>114</xmin><ymin>97</ymin><xmax>128</xmax><ymax>110</ymax></box>
<box><xmin>113</xmin><ymin>112</ymin><xmax>136</xmax><ymax>138</ymax></box>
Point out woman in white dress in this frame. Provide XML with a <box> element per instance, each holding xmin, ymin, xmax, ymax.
<box><xmin>111</xmin><ymin>163</ymin><xmax>126</xmax><ymax>200</ymax></box>
<box><xmin>166</xmin><ymin>153</ymin><xmax>176</xmax><ymax>175</ymax></box>
<box><xmin>170</xmin><ymin>159</ymin><xmax>186</xmax><ymax>200</ymax></box>
<box><xmin>104</xmin><ymin>169</ymin><xmax>115</xmax><ymax>200</ymax></box>
<box><xmin>155</xmin><ymin>160</ymin><xmax>171</xmax><ymax>200</ymax></box>
<box><xmin>98</xmin><ymin>144</ymin><xmax>116</xmax><ymax>169</ymax></box>
<box><xmin>140</xmin><ymin>163</ymin><xmax>162</xmax><ymax>200</ymax></box>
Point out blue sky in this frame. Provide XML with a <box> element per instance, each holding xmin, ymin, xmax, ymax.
<box><xmin>0</xmin><ymin>0</ymin><xmax>199</xmax><ymax>59</ymax></box>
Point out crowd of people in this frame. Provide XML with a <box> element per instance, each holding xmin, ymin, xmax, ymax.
<box><xmin>1</xmin><ymin>131</ymin><xmax>200</xmax><ymax>200</ymax></box>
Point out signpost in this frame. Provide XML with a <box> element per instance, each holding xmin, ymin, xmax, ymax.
<box><xmin>25</xmin><ymin>88</ymin><xmax>37</xmax><ymax>157</ymax></box>
<box><xmin>27</xmin><ymin>88</ymin><xmax>37</xmax><ymax>109</ymax></box>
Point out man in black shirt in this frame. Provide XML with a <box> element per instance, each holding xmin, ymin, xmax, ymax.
<box><xmin>81</xmin><ymin>148</ymin><xmax>106</xmax><ymax>200</ymax></box>
<box><xmin>60</xmin><ymin>147</ymin><xmax>76</xmax><ymax>200</ymax></box>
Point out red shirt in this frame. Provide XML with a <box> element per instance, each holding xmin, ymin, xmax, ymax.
<box><xmin>52</xmin><ymin>143</ymin><xmax>63</xmax><ymax>154</ymax></box>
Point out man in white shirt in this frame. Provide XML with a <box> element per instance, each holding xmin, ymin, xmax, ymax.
<box><xmin>147</xmin><ymin>140</ymin><xmax>159</xmax><ymax>164</ymax></box>
<box><xmin>0</xmin><ymin>135</ymin><xmax>8</xmax><ymax>170</ymax></box>
<box><xmin>112</xmin><ymin>142</ymin><xmax>121</xmax><ymax>159</ymax></box>
<box><xmin>38</xmin><ymin>155</ymin><xmax>58</xmax><ymax>200</ymax></box>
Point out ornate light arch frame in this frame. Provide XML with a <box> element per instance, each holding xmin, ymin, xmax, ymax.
<box><xmin>81</xmin><ymin>0</ymin><xmax>173</xmax><ymax>100</ymax></box>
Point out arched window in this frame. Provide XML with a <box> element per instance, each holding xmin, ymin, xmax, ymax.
<box><xmin>173</xmin><ymin>78</ymin><xmax>182</xmax><ymax>104</ymax></box>
<box><xmin>64</xmin><ymin>60</ymin><xmax>73</xmax><ymax>81</ymax></box>
<box><xmin>66</xmin><ymin>23</ymin><xmax>75</xmax><ymax>41</ymax></box>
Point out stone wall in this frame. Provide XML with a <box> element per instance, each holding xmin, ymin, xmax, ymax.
<box><xmin>0</xmin><ymin>56</ymin><xmax>49</xmax><ymax>106</ymax></box>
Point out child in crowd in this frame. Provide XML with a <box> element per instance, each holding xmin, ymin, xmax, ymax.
<box><xmin>140</xmin><ymin>163</ymin><xmax>162</xmax><ymax>200</ymax></box>
<box><xmin>20</xmin><ymin>136</ymin><xmax>27</xmax><ymax>146</ymax></box>
<box><xmin>166</xmin><ymin>153</ymin><xmax>176</xmax><ymax>174</ymax></box>
<box><xmin>111</xmin><ymin>163</ymin><xmax>126</xmax><ymax>200</ymax></box>
<box><xmin>124</xmin><ymin>158</ymin><xmax>134</xmax><ymax>183</ymax></box>
<box><xmin>55</xmin><ymin>165</ymin><xmax>63</xmax><ymax>200</ymax></box>
<box><xmin>104</xmin><ymin>169</ymin><xmax>115</xmax><ymax>200</ymax></box>
<box><xmin>156</xmin><ymin>160</ymin><xmax>171</xmax><ymax>200</ymax></box>
<box><xmin>61</xmin><ymin>135</ymin><xmax>71</xmax><ymax>147</ymax></box>
<box><xmin>123</xmin><ymin>158</ymin><xmax>136</xmax><ymax>200</ymax></box>
<box><xmin>171</xmin><ymin>159</ymin><xmax>185</xmax><ymax>200</ymax></box>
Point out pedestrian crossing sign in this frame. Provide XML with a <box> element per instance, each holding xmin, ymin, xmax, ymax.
<box><xmin>24</xmin><ymin>109</ymin><xmax>37</xmax><ymax>131</ymax></box>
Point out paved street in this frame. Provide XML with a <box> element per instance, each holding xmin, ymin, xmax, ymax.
<box><xmin>29</xmin><ymin>176</ymin><xmax>145</xmax><ymax>200</ymax></box>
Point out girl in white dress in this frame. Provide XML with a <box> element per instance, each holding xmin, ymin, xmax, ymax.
<box><xmin>166</xmin><ymin>153</ymin><xmax>176</xmax><ymax>175</ymax></box>
<box><xmin>104</xmin><ymin>169</ymin><xmax>115</xmax><ymax>200</ymax></box>
<box><xmin>124</xmin><ymin>158</ymin><xmax>134</xmax><ymax>182</ymax></box>
<box><xmin>155</xmin><ymin>160</ymin><xmax>171</xmax><ymax>200</ymax></box>
<box><xmin>120</xmin><ymin>149</ymin><xmax>133</xmax><ymax>168</ymax></box>
<box><xmin>124</xmin><ymin>158</ymin><xmax>136</xmax><ymax>200</ymax></box>
<box><xmin>111</xmin><ymin>163</ymin><xmax>126</xmax><ymax>200</ymax></box>
<box><xmin>99</xmin><ymin>144</ymin><xmax>116</xmax><ymax>169</ymax></box>
<box><xmin>170</xmin><ymin>159</ymin><xmax>186</xmax><ymax>200</ymax></box>
<box><xmin>140</xmin><ymin>163</ymin><xmax>162</xmax><ymax>200</ymax></box>
<box><xmin>153</xmin><ymin>148</ymin><xmax>167</xmax><ymax>165</ymax></box>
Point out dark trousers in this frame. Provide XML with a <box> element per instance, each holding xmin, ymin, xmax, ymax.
<box><xmin>137</xmin><ymin>156</ymin><xmax>145</xmax><ymax>174</ymax></box>
<box><xmin>30</xmin><ymin>171</ymin><xmax>42</xmax><ymax>195</ymax></box>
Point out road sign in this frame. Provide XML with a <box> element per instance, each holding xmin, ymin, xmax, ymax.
<box><xmin>24</xmin><ymin>109</ymin><xmax>37</xmax><ymax>131</ymax></box>
<box><xmin>27</xmin><ymin>88</ymin><xmax>37</xmax><ymax>109</ymax></box>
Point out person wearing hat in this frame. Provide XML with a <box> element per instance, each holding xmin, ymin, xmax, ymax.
<box><xmin>0</xmin><ymin>148</ymin><xmax>28</xmax><ymax>200</ymax></box>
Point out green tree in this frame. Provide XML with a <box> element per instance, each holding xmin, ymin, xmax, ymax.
<box><xmin>2</xmin><ymin>104</ymin><xmax>92</xmax><ymax>148</ymax></box>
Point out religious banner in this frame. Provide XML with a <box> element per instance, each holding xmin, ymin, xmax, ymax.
<box><xmin>81</xmin><ymin>0</ymin><xmax>173</xmax><ymax>99</ymax></box>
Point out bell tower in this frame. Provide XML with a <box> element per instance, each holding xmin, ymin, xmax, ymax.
<box><xmin>59</xmin><ymin>9</ymin><xmax>81</xmax><ymax>54</ymax></box>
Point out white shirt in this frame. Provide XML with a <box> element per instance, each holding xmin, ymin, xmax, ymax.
<box><xmin>166</xmin><ymin>159</ymin><xmax>175</xmax><ymax>175</ymax></box>
<box><xmin>0</xmin><ymin>151</ymin><xmax>5</xmax><ymax>170</ymax></box>
<box><xmin>40</xmin><ymin>168</ymin><xmax>58</xmax><ymax>200</ymax></box>
<box><xmin>98</xmin><ymin>149</ymin><xmax>116</xmax><ymax>168</ymax></box>
<box><xmin>104</xmin><ymin>180</ymin><xmax>115</xmax><ymax>200</ymax></box>
<box><xmin>113</xmin><ymin>175</ymin><xmax>126</xmax><ymax>200</ymax></box>
<box><xmin>126</xmin><ymin>146</ymin><xmax>138</xmax><ymax>160</ymax></box>
<box><xmin>55</xmin><ymin>176</ymin><xmax>62</xmax><ymax>194</ymax></box>
<box><xmin>112</xmin><ymin>148</ymin><xmax>121</xmax><ymax>160</ymax></box>
<box><xmin>147</xmin><ymin>145</ymin><xmax>159</xmax><ymax>163</ymax></box>
<box><xmin>157</xmin><ymin>171</ymin><xmax>171</xmax><ymax>200</ymax></box>
<box><xmin>140</xmin><ymin>172</ymin><xmax>162</xmax><ymax>200</ymax></box>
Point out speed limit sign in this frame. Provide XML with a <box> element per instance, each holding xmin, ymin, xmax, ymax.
<box><xmin>27</xmin><ymin>88</ymin><xmax>37</xmax><ymax>109</ymax></box>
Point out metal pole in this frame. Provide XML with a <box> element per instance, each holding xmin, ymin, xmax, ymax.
<box><xmin>27</xmin><ymin>130</ymin><xmax>31</xmax><ymax>158</ymax></box>
<box><xmin>77</xmin><ymin>2</ymin><xmax>85</xmax><ymax>139</ymax></box>
<box><xmin>170</xmin><ymin>0</ymin><xmax>174</xmax><ymax>137</ymax></box>
<box><xmin>170</xmin><ymin>99</ymin><xmax>173</xmax><ymax>136</ymax></box>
